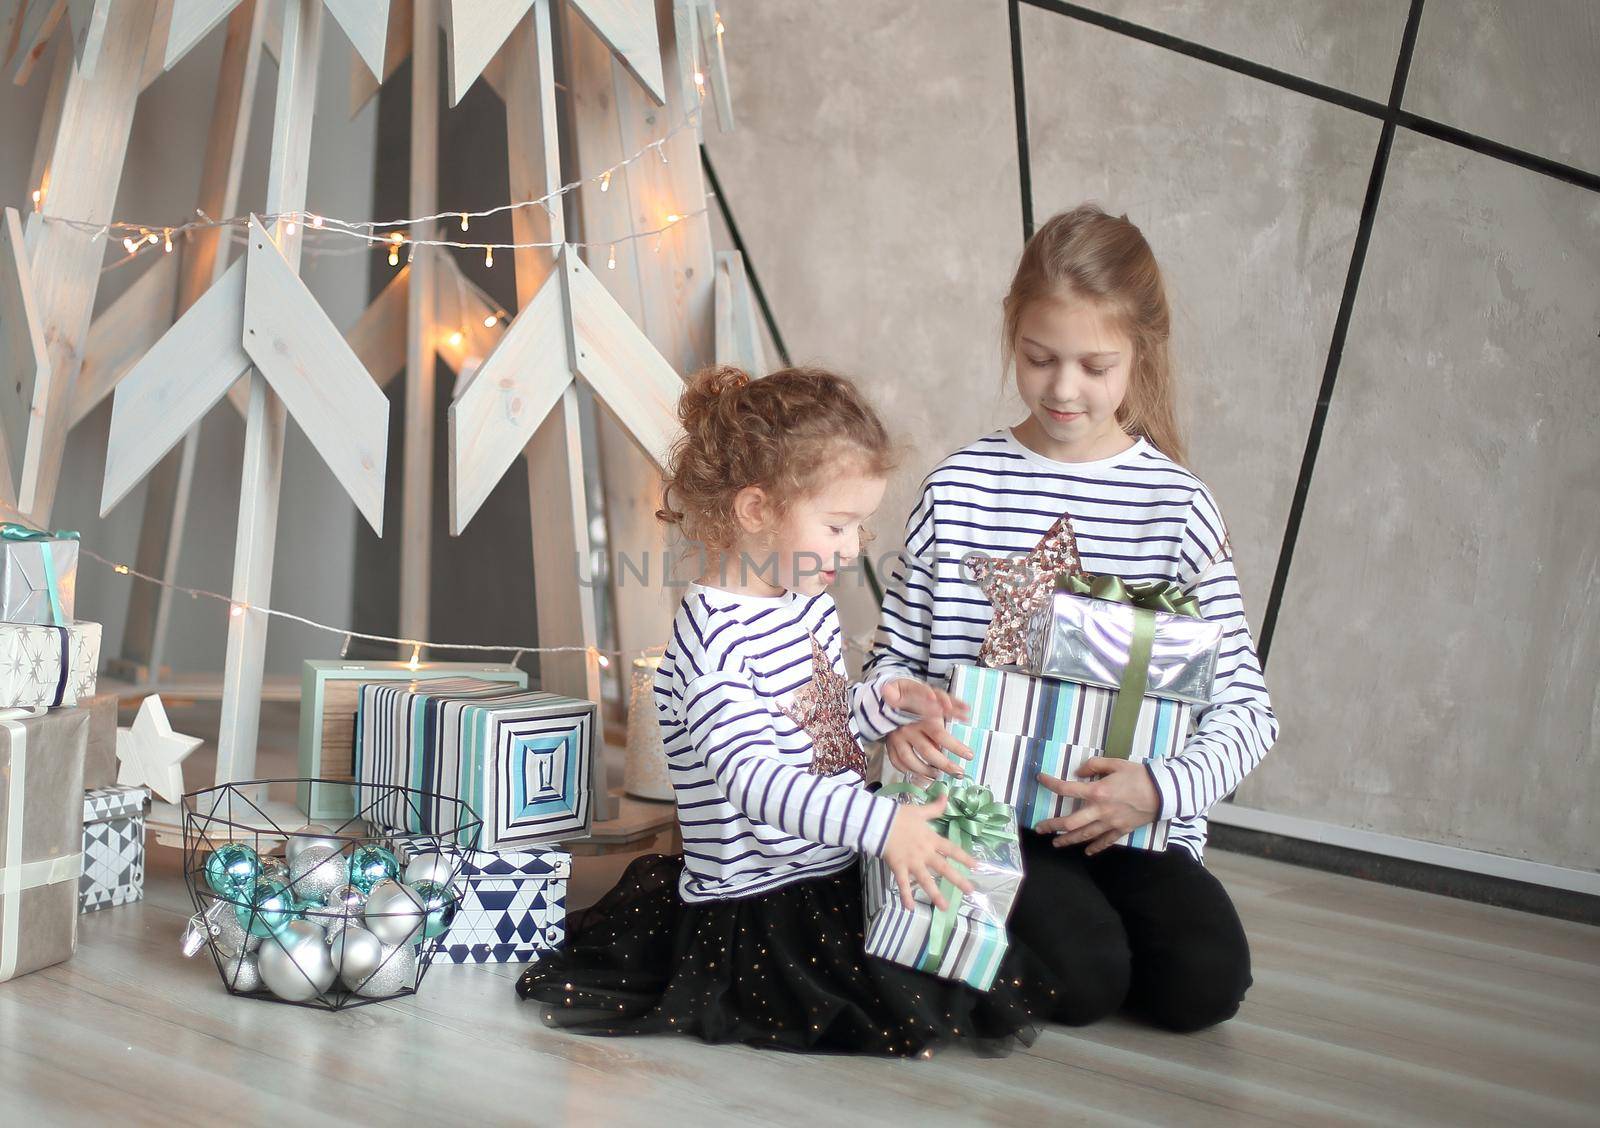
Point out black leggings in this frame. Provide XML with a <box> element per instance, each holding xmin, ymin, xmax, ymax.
<box><xmin>1007</xmin><ymin>833</ymin><xmax>1252</xmax><ymax>1032</ymax></box>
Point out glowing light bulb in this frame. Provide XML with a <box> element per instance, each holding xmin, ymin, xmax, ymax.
<box><xmin>146</xmin><ymin>233</ymin><xmax>160</xmax><ymax>245</ymax></box>
<box><xmin>285</xmin><ymin>220</ymin><xmax>297</xmax><ymax>236</ymax></box>
<box><xmin>30</xmin><ymin>188</ymin><xmax>41</xmax><ymax>209</ymax></box>
<box><xmin>230</xmin><ymin>604</ymin><xmax>245</xmax><ymax>618</ymax></box>
<box><xmin>666</xmin><ymin>213</ymin><xmax>682</xmax><ymax>224</ymax></box>
<box><xmin>483</xmin><ymin>314</ymin><xmax>498</xmax><ymax>328</ymax></box>
<box><xmin>694</xmin><ymin>70</ymin><xmax>705</xmax><ymax>94</ymax></box>
<box><xmin>716</xmin><ymin>13</ymin><xmax>725</xmax><ymax>36</ymax></box>
<box><xmin>113</xmin><ymin>564</ymin><xmax>130</xmax><ymax>575</ymax></box>
<box><xmin>447</xmin><ymin>330</ymin><xmax>464</xmax><ymax>348</ymax></box>
<box><xmin>484</xmin><ymin>245</ymin><xmax>494</xmax><ymax>267</ymax></box>
<box><xmin>607</xmin><ymin>244</ymin><xmax>616</xmax><ymax>270</ymax></box>
<box><xmin>407</xmin><ymin>643</ymin><xmax>422</xmax><ymax>671</ymax></box>
<box><xmin>460</xmin><ymin>213</ymin><xmax>470</xmax><ymax>231</ymax></box>
<box><xmin>122</xmin><ymin>237</ymin><xmax>138</xmax><ymax>254</ymax></box>
<box><xmin>600</xmin><ymin>171</ymin><xmax>611</xmax><ymax>193</ymax></box>
<box><xmin>164</xmin><ymin>230</ymin><xmax>173</xmax><ymax>253</ymax></box>
<box><xmin>311</xmin><ymin>214</ymin><xmax>324</xmax><ymax>228</ymax></box>
<box><xmin>388</xmin><ymin>231</ymin><xmax>404</xmax><ymax>267</ymax></box>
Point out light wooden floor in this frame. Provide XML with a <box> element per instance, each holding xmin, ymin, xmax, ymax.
<box><xmin>2</xmin><ymin>704</ymin><xmax>1596</xmax><ymax>1126</ymax></box>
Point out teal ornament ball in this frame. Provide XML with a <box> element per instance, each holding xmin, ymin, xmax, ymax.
<box><xmin>413</xmin><ymin>880</ymin><xmax>458</xmax><ymax>939</ymax></box>
<box><xmin>348</xmin><ymin>844</ymin><xmax>400</xmax><ymax>894</ymax></box>
<box><xmin>204</xmin><ymin>843</ymin><xmax>261</xmax><ymax>899</ymax></box>
<box><xmin>237</xmin><ymin>878</ymin><xmax>300</xmax><ymax>938</ymax></box>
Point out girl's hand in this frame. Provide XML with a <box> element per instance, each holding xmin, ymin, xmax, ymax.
<box><xmin>885</xmin><ymin>716</ymin><xmax>973</xmax><ymax>781</ymax></box>
<box><xmin>882</xmin><ymin>794</ymin><xmax>977</xmax><ymax>911</ymax></box>
<box><xmin>881</xmin><ymin>678</ymin><xmax>971</xmax><ymax>725</ymax></box>
<box><xmin>1035</xmin><ymin>757</ymin><xmax>1161</xmax><ymax>856</ymax></box>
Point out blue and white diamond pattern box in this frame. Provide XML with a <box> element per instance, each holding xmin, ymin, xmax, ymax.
<box><xmin>356</xmin><ymin>679</ymin><xmax>596</xmax><ymax>850</ymax></box>
<box><xmin>438</xmin><ymin>848</ymin><xmax>570</xmax><ymax>965</ymax></box>
<box><xmin>80</xmin><ymin>784</ymin><xmax>149</xmax><ymax>913</ymax></box>
<box><xmin>0</xmin><ymin>620</ymin><xmax>101</xmax><ymax>709</ymax></box>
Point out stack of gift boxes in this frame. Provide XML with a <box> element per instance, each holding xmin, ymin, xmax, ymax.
<box><xmin>299</xmin><ymin>662</ymin><xmax>596</xmax><ymax>968</ymax></box>
<box><xmin>864</xmin><ymin>565</ymin><xmax>1222</xmax><ymax>990</ymax></box>
<box><xmin>1</xmin><ymin>525</ymin><xmax>147</xmax><ymax>987</ymax></box>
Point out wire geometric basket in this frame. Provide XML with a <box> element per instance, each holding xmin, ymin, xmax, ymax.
<box><xmin>181</xmin><ymin>778</ymin><xmax>482</xmax><ymax>1010</ymax></box>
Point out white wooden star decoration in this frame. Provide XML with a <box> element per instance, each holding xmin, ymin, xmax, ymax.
<box><xmin>116</xmin><ymin>693</ymin><xmax>203</xmax><ymax>804</ymax></box>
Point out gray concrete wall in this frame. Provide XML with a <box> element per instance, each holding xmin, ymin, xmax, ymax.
<box><xmin>704</xmin><ymin>0</ymin><xmax>1599</xmax><ymax>872</ymax></box>
<box><xmin>1</xmin><ymin>21</ymin><xmax>376</xmax><ymax>678</ymax></box>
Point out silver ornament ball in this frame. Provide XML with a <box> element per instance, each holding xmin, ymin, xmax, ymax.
<box><xmin>301</xmin><ymin>900</ymin><xmax>354</xmax><ymax>941</ymax></box>
<box><xmin>219</xmin><ymin>951</ymin><xmax>262</xmax><ymax>993</ymax></box>
<box><xmin>256</xmin><ymin>856</ymin><xmax>290</xmax><ymax>889</ymax></box>
<box><xmin>322</xmin><ymin>882</ymin><xmax>367</xmax><ymax>913</ymax></box>
<box><xmin>330</xmin><ymin>925</ymin><xmax>385</xmax><ymax>990</ymax></box>
<box><xmin>354</xmin><ymin>941</ymin><xmax>417</xmax><ymax>998</ymax></box>
<box><xmin>257</xmin><ymin>919</ymin><xmax>337</xmax><ymax>1002</ymax></box>
<box><xmin>363</xmin><ymin>879</ymin><xmax>426</xmax><ymax>946</ymax></box>
<box><xmin>285</xmin><ymin>826</ymin><xmax>343</xmax><ymax>866</ymax></box>
<box><xmin>401</xmin><ymin>850</ymin><xmax>458</xmax><ymax>888</ymax></box>
<box><xmin>207</xmin><ymin>895</ymin><xmax>263</xmax><ymax>957</ymax></box>
<box><xmin>288</xmin><ymin>843</ymin><xmax>348</xmax><ymax>906</ymax></box>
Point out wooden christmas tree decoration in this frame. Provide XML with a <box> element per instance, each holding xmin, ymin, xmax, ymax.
<box><xmin>0</xmin><ymin>206</ymin><xmax>49</xmax><ymax>504</ymax></box>
<box><xmin>99</xmin><ymin>0</ymin><xmax>393</xmax><ymax>788</ymax></box>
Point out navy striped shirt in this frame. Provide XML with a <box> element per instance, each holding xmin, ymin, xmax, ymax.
<box><xmin>654</xmin><ymin>583</ymin><xmax>907</xmax><ymax>902</ymax></box>
<box><xmin>862</xmin><ymin>429</ymin><xmax>1279</xmax><ymax>861</ymax></box>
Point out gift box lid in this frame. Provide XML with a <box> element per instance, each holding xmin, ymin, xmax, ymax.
<box><xmin>461</xmin><ymin>847</ymin><xmax>571</xmax><ymax>881</ymax></box>
<box><xmin>84</xmin><ymin>783</ymin><xmax>149</xmax><ymax>823</ymax></box>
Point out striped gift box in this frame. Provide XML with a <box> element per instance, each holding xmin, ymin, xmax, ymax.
<box><xmin>356</xmin><ymin>678</ymin><xmax>596</xmax><ymax>850</ymax></box>
<box><xmin>947</xmin><ymin>664</ymin><xmax>1187</xmax><ymax>850</ymax></box>
<box><xmin>861</xmin><ymin>833</ymin><xmax>1021</xmax><ymax>992</ymax></box>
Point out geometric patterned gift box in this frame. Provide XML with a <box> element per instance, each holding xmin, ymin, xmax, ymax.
<box><xmin>298</xmin><ymin>660</ymin><xmax>528</xmax><ymax>820</ymax></box>
<box><xmin>80</xmin><ymin>784</ymin><xmax>149</xmax><ymax>913</ymax></box>
<box><xmin>356</xmin><ymin>678</ymin><xmax>596</xmax><ymax>851</ymax></box>
<box><xmin>0</xmin><ymin>620</ymin><xmax>102</xmax><ymax>709</ymax></box>
<box><xmin>388</xmin><ymin>834</ymin><xmax>570</xmax><ymax>965</ymax></box>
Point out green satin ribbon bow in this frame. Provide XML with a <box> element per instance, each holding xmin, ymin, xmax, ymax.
<box><xmin>1056</xmin><ymin>573</ymin><xmax>1200</xmax><ymax>763</ymax></box>
<box><xmin>879</xmin><ymin>778</ymin><xmax>1016</xmax><ymax>969</ymax></box>
<box><xmin>0</xmin><ymin>522</ymin><xmax>78</xmax><ymax>626</ymax></box>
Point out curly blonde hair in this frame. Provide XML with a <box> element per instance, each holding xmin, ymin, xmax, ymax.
<box><xmin>656</xmin><ymin>365</ymin><xmax>895</xmax><ymax>552</ymax></box>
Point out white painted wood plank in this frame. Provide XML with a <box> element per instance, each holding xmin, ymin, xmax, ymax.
<box><xmin>565</xmin><ymin>249</ymin><xmax>682</xmax><ymax>470</ymax></box>
<box><xmin>347</xmin><ymin>0</ymin><xmax>408</xmax><ymax>116</ymax></box>
<box><xmin>441</xmin><ymin>0</ymin><xmax>529</xmax><ymax>106</ymax></box>
<box><xmin>63</xmin><ymin>0</ymin><xmax>109</xmax><ymax>78</ymax></box>
<box><xmin>569</xmin><ymin>0</ymin><xmax>663</xmax><ymax>104</ymax></box>
<box><xmin>163</xmin><ymin>0</ymin><xmax>239</xmax><ymax>70</ymax></box>
<box><xmin>24</xmin><ymin>26</ymin><xmax>68</xmax><ymax>194</ymax></box>
<box><xmin>503</xmin><ymin>0</ymin><xmax>559</xmax><ymax>298</ymax></box>
<box><xmin>71</xmin><ymin>249</ymin><xmax>179</xmax><ymax>427</ymax></box>
<box><xmin>446</xmin><ymin>266</ymin><xmax>570</xmax><ymax>534</ymax></box>
<box><xmin>349</xmin><ymin>263</ymin><xmax>409</xmax><ymax>388</ymax></box>
<box><xmin>400</xmin><ymin>0</ymin><xmax>438</xmax><ymax>639</ymax></box>
<box><xmin>695</xmin><ymin>0</ymin><xmax>731</xmax><ymax>131</ymax></box>
<box><xmin>241</xmin><ymin>216</ymin><xmax>389</xmax><ymax>533</ymax></box>
<box><xmin>7</xmin><ymin>0</ymin><xmax>63</xmax><ymax>84</ymax></box>
<box><xmin>712</xmin><ymin>250</ymin><xmax>764</xmax><ymax>374</ymax></box>
<box><xmin>0</xmin><ymin>207</ymin><xmax>49</xmax><ymax>501</ymax></box>
<box><xmin>137</xmin><ymin>0</ymin><xmax>173</xmax><ymax>90</ymax></box>
<box><xmin>99</xmin><ymin>258</ymin><xmax>249</xmax><ymax>515</ymax></box>
<box><xmin>17</xmin><ymin>0</ymin><xmax>156</xmax><ymax>523</ymax></box>
<box><xmin>322</xmin><ymin>0</ymin><xmax>388</xmax><ymax>79</ymax></box>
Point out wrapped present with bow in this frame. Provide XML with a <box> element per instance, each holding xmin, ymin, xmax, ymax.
<box><xmin>0</xmin><ymin>523</ymin><xmax>78</xmax><ymax>628</ymax></box>
<box><xmin>862</xmin><ymin>779</ymin><xmax>1022</xmax><ymax>991</ymax></box>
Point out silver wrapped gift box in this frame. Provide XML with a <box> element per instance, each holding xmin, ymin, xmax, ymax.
<box><xmin>0</xmin><ymin>534</ymin><xmax>78</xmax><ymax>627</ymax></box>
<box><xmin>1019</xmin><ymin>590</ymin><xmax>1223</xmax><ymax>706</ymax></box>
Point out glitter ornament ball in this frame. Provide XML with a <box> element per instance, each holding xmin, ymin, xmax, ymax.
<box><xmin>238</xmin><ymin>879</ymin><xmax>300</xmax><ymax>938</ymax></box>
<box><xmin>402</xmin><ymin>850</ymin><xmax>456</xmax><ymax>888</ymax></box>
<box><xmin>353</xmin><ymin>941</ymin><xmax>417</xmax><ymax>998</ymax></box>
<box><xmin>412</xmin><ymin>880</ymin><xmax>458</xmax><ymax>939</ymax></box>
<box><xmin>208</xmin><ymin>896</ymin><xmax>263</xmax><ymax>956</ymax></box>
<box><xmin>330</xmin><ymin>925</ymin><xmax>385</xmax><ymax>989</ymax></box>
<box><xmin>288</xmin><ymin>843</ymin><xmax>348</xmax><ymax>905</ymax></box>
<box><xmin>258</xmin><ymin>920</ymin><xmax>336</xmax><ymax>1002</ymax></box>
<box><xmin>363</xmin><ymin>879</ymin><xmax>426</xmax><ymax>946</ymax></box>
<box><xmin>203</xmin><ymin>843</ymin><xmax>261</xmax><ymax>898</ymax></box>
<box><xmin>285</xmin><ymin>826</ymin><xmax>342</xmax><ymax>866</ymax></box>
<box><xmin>219</xmin><ymin>952</ymin><xmax>262</xmax><ymax>993</ymax></box>
<box><xmin>348</xmin><ymin>844</ymin><xmax>400</xmax><ymax>894</ymax></box>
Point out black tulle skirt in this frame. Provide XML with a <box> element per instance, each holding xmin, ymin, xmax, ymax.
<box><xmin>515</xmin><ymin>853</ymin><xmax>1051</xmax><ymax>1057</ymax></box>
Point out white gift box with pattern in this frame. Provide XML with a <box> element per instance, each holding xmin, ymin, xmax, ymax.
<box><xmin>0</xmin><ymin>621</ymin><xmax>101</xmax><ymax>709</ymax></box>
<box><xmin>80</xmin><ymin>784</ymin><xmax>149</xmax><ymax>913</ymax></box>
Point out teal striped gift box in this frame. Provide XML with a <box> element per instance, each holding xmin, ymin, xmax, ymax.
<box><xmin>945</xmin><ymin>664</ymin><xmax>1187</xmax><ymax>849</ymax></box>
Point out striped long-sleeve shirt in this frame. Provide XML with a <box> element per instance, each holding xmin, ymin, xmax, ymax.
<box><xmin>654</xmin><ymin>583</ymin><xmax>912</xmax><ymax>902</ymax></box>
<box><xmin>862</xmin><ymin>429</ymin><xmax>1279</xmax><ymax>861</ymax></box>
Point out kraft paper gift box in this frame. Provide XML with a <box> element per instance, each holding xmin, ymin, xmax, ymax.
<box><xmin>0</xmin><ymin>621</ymin><xmax>102</xmax><ymax>709</ymax></box>
<box><xmin>862</xmin><ymin>781</ymin><xmax>1021</xmax><ymax>991</ymax></box>
<box><xmin>0</xmin><ymin>707</ymin><xmax>89</xmax><ymax>983</ymax></box>
<box><xmin>0</xmin><ymin>528</ymin><xmax>78</xmax><ymax>627</ymax></box>
<box><xmin>80</xmin><ymin>694</ymin><xmax>121</xmax><ymax>790</ymax></box>
<box><xmin>389</xmin><ymin>833</ymin><xmax>570</xmax><ymax>965</ymax></box>
<box><xmin>298</xmin><ymin>660</ymin><xmax>527</xmax><ymax>820</ymax></box>
<box><xmin>946</xmin><ymin>664</ymin><xmax>1187</xmax><ymax>846</ymax></box>
<box><xmin>80</xmin><ymin>783</ymin><xmax>149</xmax><ymax>913</ymax></box>
<box><xmin>356</xmin><ymin>679</ymin><xmax>596</xmax><ymax>850</ymax></box>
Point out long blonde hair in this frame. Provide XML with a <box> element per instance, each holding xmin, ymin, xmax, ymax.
<box><xmin>1002</xmin><ymin>204</ymin><xmax>1185</xmax><ymax>465</ymax></box>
